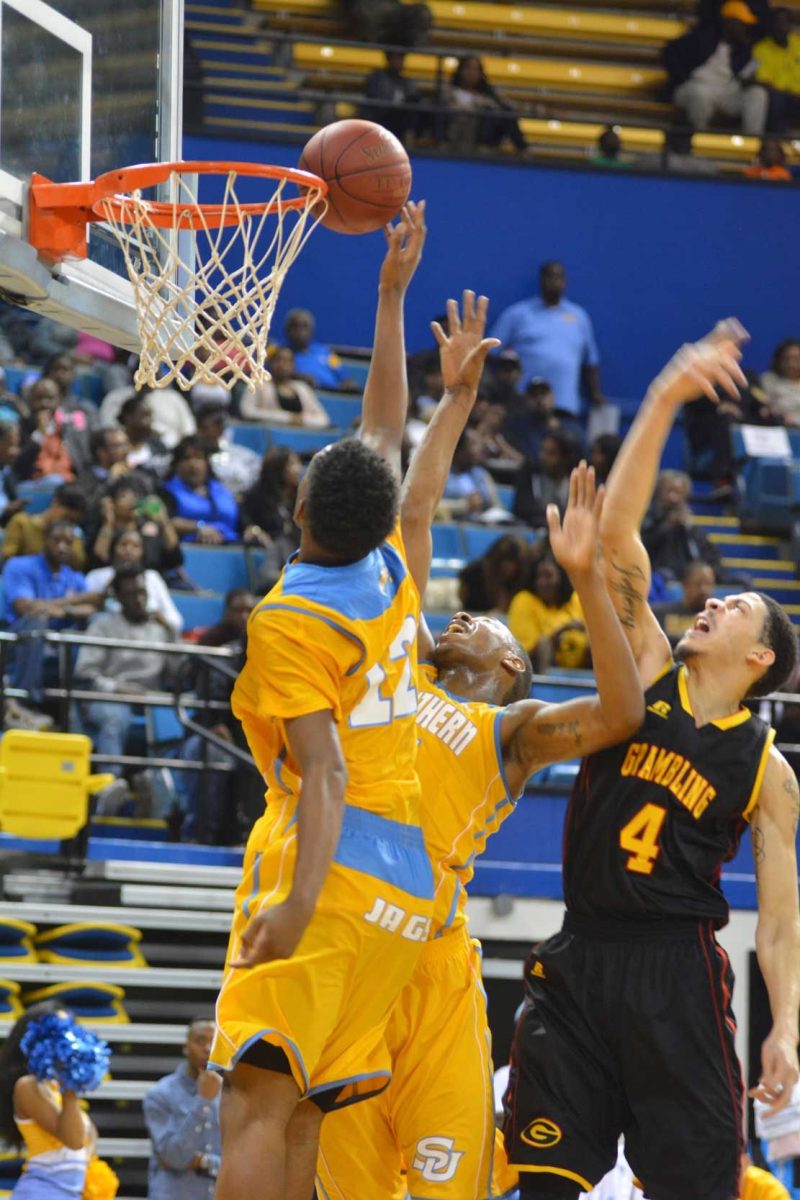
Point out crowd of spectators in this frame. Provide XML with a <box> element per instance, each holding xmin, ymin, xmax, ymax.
<box><xmin>347</xmin><ymin>1</ymin><xmax>800</xmax><ymax>180</ymax></box>
<box><xmin>0</xmin><ymin>302</ymin><xmax>360</xmax><ymax>836</ymax></box>
<box><xmin>0</xmin><ymin>284</ymin><xmax>796</xmax><ymax>832</ymax></box>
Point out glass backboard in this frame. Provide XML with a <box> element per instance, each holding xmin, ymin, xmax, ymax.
<box><xmin>0</xmin><ymin>0</ymin><xmax>182</xmax><ymax>349</ymax></box>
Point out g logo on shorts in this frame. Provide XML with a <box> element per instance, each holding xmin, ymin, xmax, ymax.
<box><xmin>520</xmin><ymin>1118</ymin><xmax>563</xmax><ymax>1149</ymax></box>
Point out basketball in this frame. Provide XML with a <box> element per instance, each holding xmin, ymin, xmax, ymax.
<box><xmin>298</xmin><ymin>119</ymin><xmax>412</xmax><ymax>235</ymax></box>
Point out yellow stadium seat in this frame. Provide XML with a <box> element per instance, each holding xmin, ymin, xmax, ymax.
<box><xmin>36</xmin><ymin>923</ymin><xmax>148</xmax><ymax>970</ymax></box>
<box><xmin>0</xmin><ymin>920</ymin><xmax>37</xmax><ymax>966</ymax></box>
<box><xmin>24</xmin><ymin>982</ymin><xmax>129</xmax><ymax>1024</ymax></box>
<box><xmin>293</xmin><ymin>42</ymin><xmax>666</xmax><ymax>93</ymax></box>
<box><xmin>0</xmin><ymin>980</ymin><xmax>22</xmax><ymax>1019</ymax></box>
<box><xmin>0</xmin><ymin>731</ymin><xmax>114</xmax><ymax>841</ymax></box>
<box><xmin>424</xmin><ymin>3</ymin><xmax>686</xmax><ymax>45</ymax></box>
<box><xmin>519</xmin><ymin>119</ymin><xmax>764</xmax><ymax>161</ymax></box>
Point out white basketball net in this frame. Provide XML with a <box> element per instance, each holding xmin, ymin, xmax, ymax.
<box><xmin>97</xmin><ymin>169</ymin><xmax>326</xmax><ymax>391</ymax></box>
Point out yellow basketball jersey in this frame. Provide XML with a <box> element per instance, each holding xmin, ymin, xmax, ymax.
<box><xmin>233</xmin><ymin>524</ymin><xmax>422</xmax><ymax>829</ymax></box>
<box><xmin>416</xmin><ymin>663</ymin><xmax>516</xmax><ymax>936</ymax></box>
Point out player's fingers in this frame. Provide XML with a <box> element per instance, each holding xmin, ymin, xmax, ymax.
<box><xmin>708</xmin><ymin>317</ymin><xmax>749</xmax><ymax>346</ymax></box>
<box><xmin>687</xmin><ymin>366</ymin><xmax>720</xmax><ymax>404</ymax></box>
<box><xmin>430</xmin><ymin>322</ymin><xmax>447</xmax><ymax>347</ymax></box>
<box><xmin>568</xmin><ymin>463</ymin><xmax>579</xmax><ymax>510</ymax></box>
<box><xmin>545</xmin><ymin>504</ymin><xmax>561</xmax><ymax>540</ymax></box>
<box><xmin>462</xmin><ymin>289</ymin><xmax>476</xmax><ymax>327</ymax></box>
<box><xmin>475</xmin><ymin>294</ymin><xmax>489</xmax><ymax>333</ymax></box>
<box><xmin>584</xmin><ymin>463</ymin><xmax>597</xmax><ymax>507</ymax></box>
<box><xmin>576</xmin><ymin>461</ymin><xmax>587</xmax><ymax>507</ymax></box>
<box><xmin>593</xmin><ymin>483</ymin><xmax>606</xmax><ymax>522</ymax></box>
<box><xmin>447</xmin><ymin>297</ymin><xmax>461</xmax><ymax>334</ymax></box>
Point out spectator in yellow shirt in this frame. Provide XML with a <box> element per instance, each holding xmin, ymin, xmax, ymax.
<box><xmin>754</xmin><ymin>8</ymin><xmax>800</xmax><ymax>129</ymax></box>
<box><xmin>507</xmin><ymin>555</ymin><xmax>588</xmax><ymax>671</ymax></box>
<box><xmin>740</xmin><ymin>1160</ymin><xmax>790</xmax><ymax>1200</ymax></box>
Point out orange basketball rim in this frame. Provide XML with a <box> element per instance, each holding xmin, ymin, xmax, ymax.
<box><xmin>27</xmin><ymin>161</ymin><xmax>329</xmax><ymax>392</ymax></box>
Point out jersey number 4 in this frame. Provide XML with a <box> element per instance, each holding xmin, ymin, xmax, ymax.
<box><xmin>620</xmin><ymin>803</ymin><xmax>667</xmax><ymax>875</ymax></box>
<box><xmin>349</xmin><ymin>615</ymin><xmax>417</xmax><ymax>728</ymax></box>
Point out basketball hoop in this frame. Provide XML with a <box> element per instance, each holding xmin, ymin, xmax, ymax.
<box><xmin>29</xmin><ymin>161</ymin><xmax>329</xmax><ymax>391</ymax></box>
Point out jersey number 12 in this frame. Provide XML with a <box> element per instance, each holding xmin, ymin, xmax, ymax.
<box><xmin>350</xmin><ymin>615</ymin><xmax>417</xmax><ymax>728</ymax></box>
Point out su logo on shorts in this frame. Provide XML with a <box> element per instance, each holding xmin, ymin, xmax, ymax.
<box><xmin>520</xmin><ymin>1118</ymin><xmax>563</xmax><ymax>1149</ymax></box>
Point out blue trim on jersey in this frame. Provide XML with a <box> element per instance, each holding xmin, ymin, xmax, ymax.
<box><xmin>241</xmin><ymin>851</ymin><xmax>262</xmax><ymax>921</ymax></box>
<box><xmin>333</xmin><ymin>805</ymin><xmax>434</xmax><ymax>900</ymax></box>
<box><xmin>493</xmin><ymin>710</ymin><xmax>518</xmax><ymax>805</ymax></box>
<box><xmin>273</xmin><ymin>745</ymin><xmax>291</xmax><ymax>793</ymax></box>
<box><xmin>254</xmin><ymin>604</ymin><xmax>367</xmax><ymax>674</ymax></box>
<box><xmin>209</xmin><ymin>1028</ymin><xmax>309</xmax><ymax>1090</ymax></box>
<box><xmin>279</xmin><ymin>540</ymin><xmax>406</xmax><ymax>621</ymax></box>
<box><xmin>306</xmin><ymin>1067</ymin><xmax>391</xmax><ymax>1105</ymax></box>
<box><xmin>436</xmin><ymin>878</ymin><xmax>464</xmax><ymax>937</ymax></box>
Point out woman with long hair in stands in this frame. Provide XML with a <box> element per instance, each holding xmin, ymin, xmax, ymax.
<box><xmin>0</xmin><ymin>1001</ymin><xmax>95</xmax><ymax>1197</ymax></box>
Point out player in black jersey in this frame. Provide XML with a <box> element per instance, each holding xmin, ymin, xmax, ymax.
<box><xmin>505</xmin><ymin>323</ymin><xmax>800</xmax><ymax>1200</ymax></box>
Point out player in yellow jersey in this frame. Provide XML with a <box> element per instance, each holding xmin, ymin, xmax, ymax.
<box><xmin>316</xmin><ymin>293</ymin><xmax>645</xmax><ymax>1200</ymax></box>
<box><xmin>211</xmin><ymin>203</ymin><xmax>435</xmax><ymax>1200</ymax></box>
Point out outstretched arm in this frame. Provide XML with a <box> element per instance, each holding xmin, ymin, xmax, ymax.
<box><xmin>359</xmin><ymin>201</ymin><xmax>426</xmax><ymax>481</ymax></box>
<box><xmin>599</xmin><ymin>322</ymin><xmax>747</xmax><ymax>684</ymax></box>
<box><xmin>751</xmin><ymin>748</ymin><xmax>800</xmax><ymax>1115</ymax></box>
<box><xmin>401</xmin><ymin>292</ymin><xmax>498</xmax><ymax>597</ymax></box>
<box><xmin>501</xmin><ymin>463</ymin><xmax>645</xmax><ymax>797</ymax></box>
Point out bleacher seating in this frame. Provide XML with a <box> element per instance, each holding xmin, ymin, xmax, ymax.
<box><xmin>187</xmin><ymin>0</ymin><xmax>797</xmax><ymax>172</ymax></box>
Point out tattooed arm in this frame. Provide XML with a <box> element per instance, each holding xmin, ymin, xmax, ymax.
<box><xmin>751</xmin><ymin>747</ymin><xmax>800</xmax><ymax>1115</ymax></box>
<box><xmin>599</xmin><ymin>325</ymin><xmax>747</xmax><ymax>686</ymax></box>
<box><xmin>500</xmin><ymin>464</ymin><xmax>644</xmax><ymax>797</ymax></box>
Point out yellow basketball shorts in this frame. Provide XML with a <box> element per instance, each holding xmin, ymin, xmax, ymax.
<box><xmin>317</xmin><ymin>925</ymin><xmax>519</xmax><ymax>1198</ymax></box>
<box><xmin>210</xmin><ymin>804</ymin><xmax>434</xmax><ymax>1110</ymax></box>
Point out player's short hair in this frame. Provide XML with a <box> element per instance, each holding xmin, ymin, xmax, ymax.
<box><xmin>504</xmin><ymin>636</ymin><xmax>534</xmax><ymax>704</ymax></box>
<box><xmin>305</xmin><ymin>439</ymin><xmax>398</xmax><ymax>562</ymax></box>
<box><xmin>749</xmin><ymin>593</ymin><xmax>798</xmax><ymax>697</ymax></box>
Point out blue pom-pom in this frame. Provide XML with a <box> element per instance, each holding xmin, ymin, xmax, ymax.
<box><xmin>20</xmin><ymin>1013</ymin><xmax>110</xmax><ymax>1095</ymax></box>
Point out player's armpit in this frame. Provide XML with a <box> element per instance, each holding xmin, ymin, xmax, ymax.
<box><xmin>501</xmin><ymin>693</ymin><xmax>642</xmax><ymax>796</ymax></box>
<box><xmin>751</xmin><ymin>748</ymin><xmax>800</xmax><ymax>1114</ymax></box>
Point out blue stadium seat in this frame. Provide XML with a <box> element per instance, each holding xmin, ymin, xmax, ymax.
<box><xmin>16</xmin><ymin>483</ymin><xmax>56</xmax><ymax>514</ymax></box>
<box><xmin>431</xmin><ymin>523</ymin><xmax>463</xmax><ymax>562</ymax></box>
<box><xmin>181</xmin><ymin>546</ymin><xmax>250</xmax><ymax>593</ymax></box>
<box><xmin>318</xmin><ymin>393</ymin><xmax>361</xmax><ymax>430</ymax></box>
<box><xmin>496</xmin><ymin>484</ymin><xmax>514</xmax><ymax>510</ymax></box>
<box><xmin>229</xmin><ymin>423</ymin><xmax>269</xmax><ymax>456</ymax></box>
<box><xmin>338</xmin><ymin>358</ymin><xmax>370</xmax><ymax>387</ymax></box>
<box><xmin>2</xmin><ymin>367</ymin><xmax>26</xmax><ymax>395</ymax></box>
<box><xmin>462</xmin><ymin>524</ymin><xmax>528</xmax><ymax>561</ymax></box>
<box><xmin>266</xmin><ymin>427</ymin><xmax>337</xmax><ymax>456</ymax></box>
<box><xmin>169</xmin><ymin>592</ymin><xmax>224</xmax><ymax>630</ymax></box>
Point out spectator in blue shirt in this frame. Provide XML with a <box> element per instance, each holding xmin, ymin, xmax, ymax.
<box><xmin>442</xmin><ymin>428</ymin><xmax>504</xmax><ymax>517</ymax></box>
<box><xmin>3</xmin><ymin>521</ymin><xmax>101</xmax><ymax>723</ymax></box>
<box><xmin>282</xmin><ymin>308</ymin><xmax>358</xmax><ymax>393</ymax></box>
<box><xmin>490</xmin><ymin>261</ymin><xmax>603</xmax><ymax>416</ymax></box>
<box><xmin>143</xmin><ymin>1017</ymin><xmax>221</xmax><ymax>1200</ymax></box>
<box><xmin>160</xmin><ymin>437</ymin><xmax>240</xmax><ymax>544</ymax></box>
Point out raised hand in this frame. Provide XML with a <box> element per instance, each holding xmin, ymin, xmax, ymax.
<box><xmin>546</xmin><ymin>461</ymin><xmax>604</xmax><ymax>580</ymax></box>
<box><xmin>378</xmin><ymin>200</ymin><xmax>426</xmax><ymax>293</ymax></box>
<box><xmin>649</xmin><ymin>320</ymin><xmax>749</xmax><ymax>411</ymax></box>
<box><xmin>432</xmin><ymin>290</ymin><xmax>500</xmax><ymax>395</ymax></box>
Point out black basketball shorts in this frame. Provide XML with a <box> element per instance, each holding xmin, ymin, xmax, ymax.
<box><xmin>504</xmin><ymin>917</ymin><xmax>744</xmax><ymax>1200</ymax></box>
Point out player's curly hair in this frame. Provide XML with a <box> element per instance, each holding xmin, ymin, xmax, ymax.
<box><xmin>305</xmin><ymin>438</ymin><xmax>398</xmax><ymax>562</ymax></box>
<box><xmin>748</xmin><ymin>593</ymin><xmax>798</xmax><ymax>698</ymax></box>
